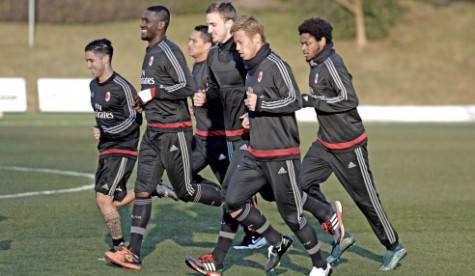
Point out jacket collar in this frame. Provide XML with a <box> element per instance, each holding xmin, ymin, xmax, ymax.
<box><xmin>146</xmin><ymin>36</ymin><xmax>167</xmax><ymax>52</ymax></box>
<box><xmin>309</xmin><ymin>42</ymin><xmax>334</xmax><ymax>67</ymax></box>
<box><xmin>97</xmin><ymin>71</ymin><xmax>116</xmax><ymax>86</ymax></box>
<box><xmin>218</xmin><ymin>37</ymin><xmax>234</xmax><ymax>51</ymax></box>
<box><xmin>244</xmin><ymin>43</ymin><xmax>271</xmax><ymax>74</ymax></box>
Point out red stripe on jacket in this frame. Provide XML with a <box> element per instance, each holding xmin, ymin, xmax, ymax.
<box><xmin>317</xmin><ymin>131</ymin><xmax>367</xmax><ymax>150</ymax></box>
<box><xmin>195</xmin><ymin>129</ymin><xmax>226</xmax><ymax>137</ymax></box>
<box><xmin>248</xmin><ymin>146</ymin><xmax>300</xmax><ymax>158</ymax></box>
<box><xmin>147</xmin><ymin>121</ymin><xmax>192</xmax><ymax>129</ymax></box>
<box><xmin>99</xmin><ymin>148</ymin><xmax>138</xmax><ymax>156</ymax></box>
<box><xmin>225</xmin><ymin>128</ymin><xmax>248</xmax><ymax>137</ymax></box>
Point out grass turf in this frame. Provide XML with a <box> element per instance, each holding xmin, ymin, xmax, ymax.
<box><xmin>0</xmin><ymin>113</ymin><xmax>474</xmax><ymax>275</ymax></box>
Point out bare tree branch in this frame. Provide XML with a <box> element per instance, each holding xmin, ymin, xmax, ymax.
<box><xmin>335</xmin><ymin>0</ymin><xmax>356</xmax><ymax>14</ymax></box>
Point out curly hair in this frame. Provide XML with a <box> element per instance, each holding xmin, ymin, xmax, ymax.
<box><xmin>298</xmin><ymin>17</ymin><xmax>333</xmax><ymax>43</ymax></box>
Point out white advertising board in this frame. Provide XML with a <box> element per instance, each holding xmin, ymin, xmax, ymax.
<box><xmin>38</xmin><ymin>78</ymin><xmax>92</xmax><ymax>112</ymax></box>
<box><xmin>296</xmin><ymin>105</ymin><xmax>475</xmax><ymax>122</ymax></box>
<box><xmin>0</xmin><ymin>78</ymin><xmax>27</xmax><ymax>112</ymax></box>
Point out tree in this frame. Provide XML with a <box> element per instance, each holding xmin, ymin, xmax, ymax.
<box><xmin>335</xmin><ymin>0</ymin><xmax>367</xmax><ymax>49</ymax></box>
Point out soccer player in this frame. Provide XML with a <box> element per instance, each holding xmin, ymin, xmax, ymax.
<box><xmin>85</xmin><ymin>38</ymin><xmax>142</xmax><ymax>251</ymax></box>
<box><xmin>193</xmin><ymin>1</ymin><xmax>266</xmax><ymax>250</ymax></box>
<box><xmin>298</xmin><ymin>17</ymin><xmax>407</xmax><ymax>270</ymax></box>
<box><xmin>104</xmin><ymin>6</ymin><xmax>222</xmax><ymax>270</ymax></box>
<box><xmin>187</xmin><ymin>16</ymin><xmax>332</xmax><ymax>276</ymax></box>
<box><xmin>188</xmin><ymin>25</ymin><xmax>229</xmax><ymax>185</ymax></box>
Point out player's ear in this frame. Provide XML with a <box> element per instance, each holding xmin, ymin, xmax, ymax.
<box><xmin>102</xmin><ymin>54</ymin><xmax>110</xmax><ymax>65</ymax></box>
<box><xmin>158</xmin><ymin>21</ymin><xmax>167</xmax><ymax>30</ymax></box>
<box><xmin>224</xmin><ymin>19</ymin><xmax>234</xmax><ymax>31</ymax></box>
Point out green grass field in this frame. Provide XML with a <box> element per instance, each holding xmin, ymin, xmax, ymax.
<box><xmin>0</xmin><ymin>113</ymin><xmax>474</xmax><ymax>275</ymax></box>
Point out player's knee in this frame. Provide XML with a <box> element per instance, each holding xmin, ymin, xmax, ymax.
<box><xmin>281</xmin><ymin>213</ymin><xmax>302</xmax><ymax>232</ymax></box>
<box><xmin>96</xmin><ymin>192</ymin><xmax>113</xmax><ymax>208</ymax></box>
<box><xmin>224</xmin><ymin>195</ymin><xmax>243</xmax><ymax>213</ymax></box>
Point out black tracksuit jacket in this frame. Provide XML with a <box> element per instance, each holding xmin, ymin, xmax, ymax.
<box><xmin>90</xmin><ymin>71</ymin><xmax>142</xmax><ymax>157</ymax></box>
<box><xmin>244</xmin><ymin>44</ymin><xmax>301</xmax><ymax>160</ymax></box>
<box><xmin>206</xmin><ymin>38</ymin><xmax>248</xmax><ymax>141</ymax></box>
<box><xmin>140</xmin><ymin>37</ymin><xmax>194</xmax><ymax>132</ymax></box>
<box><xmin>191</xmin><ymin>61</ymin><xmax>225</xmax><ymax>136</ymax></box>
<box><xmin>304</xmin><ymin>43</ymin><xmax>367</xmax><ymax>150</ymax></box>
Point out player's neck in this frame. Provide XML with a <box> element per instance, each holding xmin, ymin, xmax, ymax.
<box><xmin>98</xmin><ymin>67</ymin><xmax>114</xmax><ymax>84</ymax></box>
<box><xmin>194</xmin><ymin>52</ymin><xmax>209</xmax><ymax>63</ymax></box>
<box><xmin>148</xmin><ymin>33</ymin><xmax>165</xmax><ymax>48</ymax></box>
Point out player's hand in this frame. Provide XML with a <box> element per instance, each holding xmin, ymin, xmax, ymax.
<box><xmin>133</xmin><ymin>96</ymin><xmax>145</xmax><ymax>110</ymax></box>
<box><xmin>301</xmin><ymin>94</ymin><xmax>316</xmax><ymax>107</ymax></box>
<box><xmin>92</xmin><ymin>127</ymin><xmax>101</xmax><ymax>140</ymax></box>
<box><xmin>244</xmin><ymin>89</ymin><xmax>257</xmax><ymax>111</ymax></box>
<box><xmin>193</xmin><ymin>89</ymin><xmax>207</xmax><ymax>107</ymax></box>
<box><xmin>240</xmin><ymin>113</ymin><xmax>249</xmax><ymax>129</ymax></box>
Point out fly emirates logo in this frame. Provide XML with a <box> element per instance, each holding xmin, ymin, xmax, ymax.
<box><xmin>140</xmin><ymin>70</ymin><xmax>155</xmax><ymax>85</ymax></box>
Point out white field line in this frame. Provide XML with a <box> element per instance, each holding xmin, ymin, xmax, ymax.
<box><xmin>0</xmin><ymin>166</ymin><xmax>94</xmax><ymax>199</ymax></box>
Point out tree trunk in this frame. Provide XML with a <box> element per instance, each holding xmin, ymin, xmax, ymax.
<box><xmin>335</xmin><ymin>0</ymin><xmax>367</xmax><ymax>49</ymax></box>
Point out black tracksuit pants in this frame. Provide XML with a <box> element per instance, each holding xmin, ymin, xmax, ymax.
<box><xmin>301</xmin><ymin>140</ymin><xmax>399</xmax><ymax>250</ymax></box>
<box><xmin>191</xmin><ymin>135</ymin><xmax>229</xmax><ymax>185</ymax></box>
<box><xmin>225</xmin><ymin>152</ymin><xmax>306</xmax><ymax>232</ymax></box>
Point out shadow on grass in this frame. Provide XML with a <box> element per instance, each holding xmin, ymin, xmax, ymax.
<box><xmin>0</xmin><ymin>215</ymin><xmax>12</xmax><ymax>251</ymax></box>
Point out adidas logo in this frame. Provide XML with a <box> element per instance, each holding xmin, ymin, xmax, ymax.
<box><xmin>101</xmin><ymin>184</ymin><xmax>109</xmax><ymax>190</ymax></box>
<box><xmin>169</xmin><ymin>145</ymin><xmax>179</xmax><ymax>152</ymax></box>
<box><xmin>277</xmin><ymin>167</ymin><xmax>287</xmax><ymax>175</ymax></box>
<box><xmin>239</xmin><ymin>144</ymin><xmax>248</xmax><ymax>151</ymax></box>
<box><xmin>348</xmin><ymin>161</ymin><xmax>357</xmax><ymax>169</ymax></box>
<box><xmin>218</xmin><ymin>153</ymin><xmax>227</xmax><ymax>160</ymax></box>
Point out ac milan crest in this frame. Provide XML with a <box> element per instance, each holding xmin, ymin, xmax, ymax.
<box><xmin>148</xmin><ymin>55</ymin><xmax>154</xmax><ymax>66</ymax></box>
<box><xmin>105</xmin><ymin>91</ymin><xmax>111</xmax><ymax>102</ymax></box>
<box><xmin>314</xmin><ymin>73</ymin><xmax>319</xmax><ymax>84</ymax></box>
<box><xmin>257</xmin><ymin>71</ymin><xmax>263</xmax><ymax>83</ymax></box>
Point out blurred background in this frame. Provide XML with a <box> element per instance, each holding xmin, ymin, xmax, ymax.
<box><xmin>0</xmin><ymin>0</ymin><xmax>474</xmax><ymax>112</ymax></box>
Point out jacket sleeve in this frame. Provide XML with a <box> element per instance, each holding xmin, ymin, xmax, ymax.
<box><xmin>100</xmin><ymin>82</ymin><xmax>140</xmax><ymax>139</ymax></box>
<box><xmin>255</xmin><ymin>61</ymin><xmax>301</xmax><ymax>114</ymax></box>
<box><xmin>204</xmin><ymin>65</ymin><xmax>220</xmax><ymax>102</ymax></box>
<box><xmin>148</xmin><ymin>46</ymin><xmax>193</xmax><ymax>100</ymax></box>
<box><xmin>307</xmin><ymin>58</ymin><xmax>358</xmax><ymax>113</ymax></box>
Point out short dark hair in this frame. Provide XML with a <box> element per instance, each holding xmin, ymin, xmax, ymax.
<box><xmin>194</xmin><ymin>25</ymin><xmax>212</xmax><ymax>44</ymax></box>
<box><xmin>206</xmin><ymin>1</ymin><xmax>237</xmax><ymax>21</ymax></box>
<box><xmin>84</xmin><ymin>38</ymin><xmax>113</xmax><ymax>61</ymax></box>
<box><xmin>147</xmin><ymin>5</ymin><xmax>170</xmax><ymax>30</ymax></box>
<box><xmin>298</xmin><ymin>17</ymin><xmax>333</xmax><ymax>43</ymax></box>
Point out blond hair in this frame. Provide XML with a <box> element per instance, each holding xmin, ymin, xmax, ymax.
<box><xmin>230</xmin><ymin>15</ymin><xmax>266</xmax><ymax>43</ymax></box>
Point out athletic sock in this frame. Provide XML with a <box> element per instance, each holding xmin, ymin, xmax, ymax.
<box><xmin>235</xmin><ymin>204</ymin><xmax>281</xmax><ymax>246</ymax></box>
<box><xmin>112</xmin><ymin>238</ymin><xmax>124</xmax><ymax>247</ymax></box>
<box><xmin>212</xmin><ymin>210</ymin><xmax>239</xmax><ymax>267</ymax></box>
<box><xmin>295</xmin><ymin>222</ymin><xmax>327</xmax><ymax>268</ymax></box>
<box><xmin>129</xmin><ymin>196</ymin><xmax>152</xmax><ymax>258</ymax></box>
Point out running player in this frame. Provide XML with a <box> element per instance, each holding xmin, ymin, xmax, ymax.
<box><xmin>195</xmin><ymin>0</ymin><xmax>267</xmax><ymax>251</ymax></box>
<box><xmin>188</xmin><ymin>25</ymin><xmax>229</xmax><ymax>185</ymax></box>
<box><xmin>298</xmin><ymin>17</ymin><xmax>407</xmax><ymax>270</ymax></box>
<box><xmin>86</xmin><ymin>38</ymin><xmax>141</xmax><ymax>251</ymax></box>
<box><xmin>104</xmin><ymin>6</ymin><xmax>222</xmax><ymax>270</ymax></box>
<box><xmin>187</xmin><ymin>16</ymin><xmax>332</xmax><ymax>276</ymax></box>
